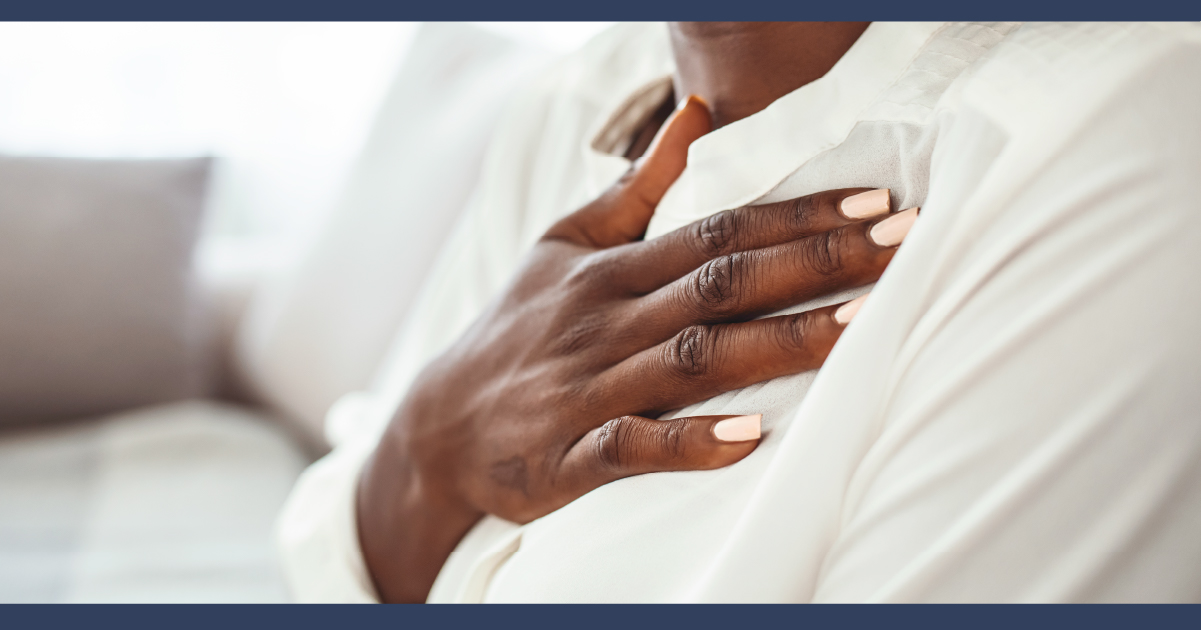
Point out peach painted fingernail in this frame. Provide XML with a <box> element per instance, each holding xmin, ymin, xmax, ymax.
<box><xmin>834</xmin><ymin>294</ymin><xmax>869</xmax><ymax>325</ymax></box>
<box><xmin>839</xmin><ymin>189</ymin><xmax>891</xmax><ymax>220</ymax></box>
<box><xmin>679</xmin><ymin>93</ymin><xmax>709</xmax><ymax>111</ymax></box>
<box><xmin>869</xmin><ymin>207</ymin><xmax>919</xmax><ymax>247</ymax></box>
<box><xmin>713</xmin><ymin>414</ymin><xmax>762</xmax><ymax>442</ymax></box>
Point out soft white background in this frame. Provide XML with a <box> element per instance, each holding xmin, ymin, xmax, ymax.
<box><xmin>0</xmin><ymin>22</ymin><xmax>611</xmax><ymax>274</ymax></box>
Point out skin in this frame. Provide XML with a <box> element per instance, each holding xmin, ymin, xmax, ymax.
<box><xmin>670</xmin><ymin>22</ymin><xmax>870</xmax><ymax>129</ymax></box>
<box><xmin>626</xmin><ymin>21</ymin><xmax>871</xmax><ymax>160</ymax></box>
<box><xmin>358</xmin><ymin>22</ymin><xmax>890</xmax><ymax>603</ymax></box>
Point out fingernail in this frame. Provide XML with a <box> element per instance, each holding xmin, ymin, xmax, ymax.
<box><xmin>869</xmin><ymin>207</ymin><xmax>919</xmax><ymax>247</ymax></box>
<box><xmin>713</xmin><ymin>414</ymin><xmax>762</xmax><ymax>442</ymax></box>
<box><xmin>678</xmin><ymin>93</ymin><xmax>709</xmax><ymax>112</ymax></box>
<box><xmin>834</xmin><ymin>293</ymin><xmax>869</xmax><ymax>325</ymax></box>
<box><xmin>839</xmin><ymin>189</ymin><xmax>891</xmax><ymax>220</ymax></box>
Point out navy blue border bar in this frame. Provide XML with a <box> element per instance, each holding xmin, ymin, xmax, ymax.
<box><xmin>6</xmin><ymin>604</ymin><xmax>1201</xmax><ymax>630</ymax></box>
<box><xmin>1</xmin><ymin>0</ymin><xmax>1199</xmax><ymax>20</ymax></box>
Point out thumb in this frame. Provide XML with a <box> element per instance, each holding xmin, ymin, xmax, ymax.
<box><xmin>626</xmin><ymin>94</ymin><xmax>713</xmax><ymax>214</ymax></box>
<box><xmin>561</xmin><ymin>413</ymin><xmax>761</xmax><ymax>490</ymax></box>
<box><xmin>546</xmin><ymin>95</ymin><xmax>712</xmax><ymax>248</ymax></box>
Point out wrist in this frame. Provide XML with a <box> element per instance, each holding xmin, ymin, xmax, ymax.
<box><xmin>356</xmin><ymin>422</ymin><xmax>482</xmax><ymax>603</ymax></box>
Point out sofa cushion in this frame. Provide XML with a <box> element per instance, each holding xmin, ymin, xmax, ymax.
<box><xmin>235</xmin><ymin>24</ymin><xmax>550</xmax><ymax>443</ymax></box>
<box><xmin>0</xmin><ymin>157</ymin><xmax>213</xmax><ymax>425</ymax></box>
<box><xmin>0</xmin><ymin>400</ymin><xmax>310</xmax><ymax>602</ymax></box>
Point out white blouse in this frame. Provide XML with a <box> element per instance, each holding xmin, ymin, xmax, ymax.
<box><xmin>276</xmin><ymin>22</ymin><xmax>1201</xmax><ymax>602</ymax></box>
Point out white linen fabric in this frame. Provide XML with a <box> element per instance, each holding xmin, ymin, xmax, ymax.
<box><xmin>276</xmin><ymin>22</ymin><xmax>1201</xmax><ymax>602</ymax></box>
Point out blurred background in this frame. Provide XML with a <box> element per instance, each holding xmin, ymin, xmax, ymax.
<box><xmin>0</xmin><ymin>22</ymin><xmax>610</xmax><ymax>272</ymax></box>
<box><xmin>0</xmin><ymin>21</ymin><xmax>611</xmax><ymax>602</ymax></box>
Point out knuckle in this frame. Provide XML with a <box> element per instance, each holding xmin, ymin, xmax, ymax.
<box><xmin>658</xmin><ymin>418</ymin><xmax>690</xmax><ymax>462</ymax></box>
<box><xmin>695</xmin><ymin>209</ymin><xmax>738</xmax><ymax>258</ymax></box>
<box><xmin>666</xmin><ymin>324</ymin><xmax>718</xmax><ymax>378</ymax></box>
<box><xmin>800</xmin><ymin>228</ymin><xmax>846</xmax><ymax>277</ymax></box>
<box><xmin>595</xmin><ymin>416</ymin><xmax>691</xmax><ymax>472</ymax></box>
<box><xmin>777</xmin><ymin>312</ymin><xmax>814</xmax><ymax>351</ymax></box>
<box><xmin>595</xmin><ymin>417</ymin><xmax>630</xmax><ymax>471</ymax></box>
<box><xmin>564</xmin><ymin>252</ymin><xmax>617</xmax><ymax>291</ymax></box>
<box><xmin>691</xmin><ymin>253</ymin><xmax>746</xmax><ymax>310</ymax></box>
<box><xmin>784</xmin><ymin>195</ymin><xmax>818</xmax><ymax>232</ymax></box>
<box><xmin>551</xmin><ymin>312</ymin><xmax>608</xmax><ymax>355</ymax></box>
<box><xmin>576</xmin><ymin>380</ymin><xmax>612</xmax><ymax>417</ymax></box>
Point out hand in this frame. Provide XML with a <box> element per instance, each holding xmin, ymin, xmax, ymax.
<box><xmin>357</xmin><ymin>96</ymin><xmax>916</xmax><ymax>602</ymax></box>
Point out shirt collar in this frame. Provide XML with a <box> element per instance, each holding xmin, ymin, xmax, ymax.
<box><xmin>583</xmin><ymin>22</ymin><xmax>947</xmax><ymax>239</ymax></box>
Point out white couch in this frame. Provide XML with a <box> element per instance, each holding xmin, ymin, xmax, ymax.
<box><xmin>0</xmin><ymin>23</ymin><xmax>549</xmax><ymax>603</ymax></box>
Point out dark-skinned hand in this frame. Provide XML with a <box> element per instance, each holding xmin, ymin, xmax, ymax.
<box><xmin>357</xmin><ymin>96</ymin><xmax>918</xmax><ymax>602</ymax></box>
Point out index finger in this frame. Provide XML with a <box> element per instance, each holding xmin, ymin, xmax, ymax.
<box><xmin>615</xmin><ymin>188</ymin><xmax>891</xmax><ymax>293</ymax></box>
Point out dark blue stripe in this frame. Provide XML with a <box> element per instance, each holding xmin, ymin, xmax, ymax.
<box><xmin>4</xmin><ymin>603</ymin><xmax>1201</xmax><ymax>630</ymax></box>
<box><xmin>0</xmin><ymin>0</ymin><xmax>1198</xmax><ymax>21</ymax></box>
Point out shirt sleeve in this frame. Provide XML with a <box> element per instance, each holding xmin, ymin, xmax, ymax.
<box><xmin>274</xmin><ymin>397</ymin><xmax>381</xmax><ymax>603</ymax></box>
<box><xmin>269</xmin><ymin>47</ymin><xmax>573</xmax><ymax>602</ymax></box>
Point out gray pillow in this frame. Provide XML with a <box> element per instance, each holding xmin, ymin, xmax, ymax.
<box><xmin>0</xmin><ymin>156</ymin><xmax>214</xmax><ymax>425</ymax></box>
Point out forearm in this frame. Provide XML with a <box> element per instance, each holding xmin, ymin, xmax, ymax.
<box><xmin>356</xmin><ymin>425</ymin><xmax>483</xmax><ymax>603</ymax></box>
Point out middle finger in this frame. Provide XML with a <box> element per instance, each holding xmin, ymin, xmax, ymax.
<box><xmin>612</xmin><ymin>187</ymin><xmax>892</xmax><ymax>294</ymax></box>
<box><xmin>624</xmin><ymin>207</ymin><xmax>917</xmax><ymax>349</ymax></box>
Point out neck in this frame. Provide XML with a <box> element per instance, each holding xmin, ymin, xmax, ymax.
<box><xmin>669</xmin><ymin>22</ymin><xmax>870</xmax><ymax>129</ymax></box>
